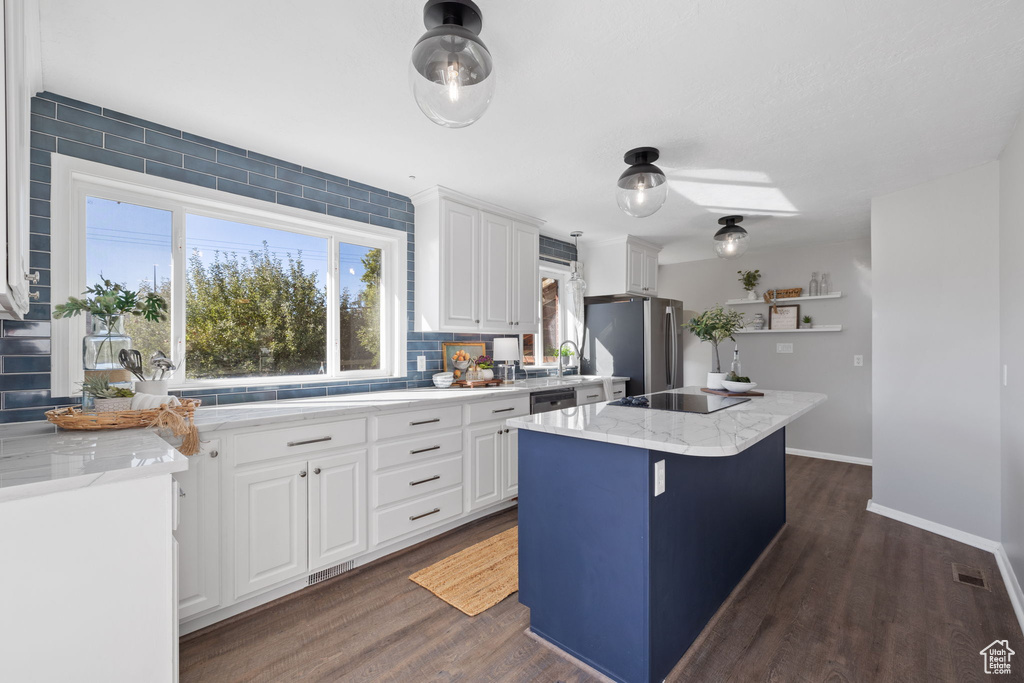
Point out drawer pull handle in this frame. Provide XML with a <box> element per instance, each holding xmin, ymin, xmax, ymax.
<box><xmin>491</xmin><ymin>407</ymin><xmax>515</xmax><ymax>413</ymax></box>
<box><xmin>409</xmin><ymin>418</ymin><xmax>441</xmax><ymax>426</ymax></box>
<box><xmin>409</xmin><ymin>475</ymin><xmax>441</xmax><ymax>486</ymax></box>
<box><xmin>410</xmin><ymin>445</ymin><xmax>441</xmax><ymax>455</ymax></box>
<box><xmin>287</xmin><ymin>436</ymin><xmax>332</xmax><ymax>447</ymax></box>
<box><xmin>410</xmin><ymin>507</ymin><xmax>441</xmax><ymax>521</ymax></box>
<box><xmin>587</xmin><ymin>394</ymin><xmax>599</xmax><ymax>399</ymax></box>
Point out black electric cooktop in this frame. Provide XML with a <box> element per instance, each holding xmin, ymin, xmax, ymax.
<box><xmin>612</xmin><ymin>393</ymin><xmax>751</xmax><ymax>414</ymax></box>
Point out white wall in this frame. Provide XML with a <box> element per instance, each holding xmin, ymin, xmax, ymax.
<box><xmin>1001</xmin><ymin>117</ymin><xmax>1024</xmax><ymax>582</ymax></box>
<box><xmin>871</xmin><ymin>162</ymin><xmax>1001</xmax><ymax>540</ymax></box>
<box><xmin>658</xmin><ymin>238</ymin><xmax>872</xmax><ymax>461</ymax></box>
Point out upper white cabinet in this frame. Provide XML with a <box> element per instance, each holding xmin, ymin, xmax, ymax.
<box><xmin>582</xmin><ymin>236</ymin><xmax>662</xmax><ymax>297</ymax></box>
<box><xmin>413</xmin><ymin>186</ymin><xmax>542</xmax><ymax>333</ymax></box>
<box><xmin>0</xmin><ymin>0</ymin><xmax>42</xmax><ymax>320</ymax></box>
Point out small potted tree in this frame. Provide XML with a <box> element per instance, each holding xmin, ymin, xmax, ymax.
<box><xmin>685</xmin><ymin>305</ymin><xmax>745</xmax><ymax>389</ymax></box>
<box><xmin>738</xmin><ymin>269</ymin><xmax>761</xmax><ymax>300</ymax></box>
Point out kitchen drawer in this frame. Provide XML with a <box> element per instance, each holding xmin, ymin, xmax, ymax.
<box><xmin>575</xmin><ymin>385</ymin><xmax>606</xmax><ymax>405</ymax></box>
<box><xmin>610</xmin><ymin>382</ymin><xmax>626</xmax><ymax>400</ymax></box>
<box><xmin>373</xmin><ymin>455</ymin><xmax>463</xmax><ymax>508</ymax></box>
<box><xmin>467</xmin><ymin>395</ymin><xmax>530</xmax><ymax>424</ymax></box>
<box><xmin>376</xmin><ymin>405</ymin><xmax>462</xmax><ymax>441</ymax></box>
<box><xmin>373</xmin><ymin>487</ymin><xmax>464</xmax><ymax>546</ymax></box>
<box><xmin>234</xmin><ymin>418</ymin><xmax>367</xmax><ymax>466</ymax></box>
<box><xmin>374</xmin><ymin>429</ymin><xmax>463</xmax><ymax>471</ymax></box>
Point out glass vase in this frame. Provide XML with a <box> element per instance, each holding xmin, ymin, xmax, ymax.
<box><xmin>808</xmin><ymin>272</ymin><xmax>819</xmax><ymax>297</ymax></box>
<box><xmin>83</xmin><ymin>316</ymin><xmax>132</xmax><ymax>410</ymax></box>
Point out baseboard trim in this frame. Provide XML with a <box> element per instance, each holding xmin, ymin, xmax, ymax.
<box><xmin>787</xmin><ymin>448</ymin><xmax>872</xmax><ymax>466</ymax></box>
<box><xmin>865</xmin><ymin>499</ymin><xmax>1024</xmax><ymax>636</ymax></box>
<box><xmin>865</xmin><ymin>500</ymin><xmax>999</xmax><ymax>551</ymax></box>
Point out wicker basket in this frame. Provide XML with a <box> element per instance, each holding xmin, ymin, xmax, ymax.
<box><xmin>45</xmin><ymin>398</ymin><xmax>203</xmax><ymax>455</ymax></box>
<box><xmin>765</xmin><ymin>287</ymin><xmax>803</xmax><ymax>300</ymax></box>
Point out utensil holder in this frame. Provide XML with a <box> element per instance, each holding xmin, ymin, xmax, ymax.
<box><xmin>134</xmin><ymin>379</ymin><xmax>169</xmax><ymax>396</ymax></box>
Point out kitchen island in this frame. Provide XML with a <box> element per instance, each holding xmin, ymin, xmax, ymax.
<box><xmin>509</xmin><ymin>387</ymin><xmax>826</xmax><ymax>683</ymax></box>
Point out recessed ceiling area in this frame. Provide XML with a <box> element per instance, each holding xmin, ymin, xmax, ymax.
<box><xmin>37</xmin><ymin>0</ymin><xmax>1024</xmax><ymax>262</ymax></box>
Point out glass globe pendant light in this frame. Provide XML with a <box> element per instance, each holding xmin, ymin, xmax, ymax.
<box><xmin>616</xmin><ymin>147</ymin><xmax>668</xmax><ymax>218</ymax></box>
<box><xmin>713</xmin><ymin>215</ymin><xmax>750</xmax><ymax>259</ymax></box>
<box><xmin>409</xmin><ymin>0</ymin><xmax>495</xmax><ymax>128</ymax></box>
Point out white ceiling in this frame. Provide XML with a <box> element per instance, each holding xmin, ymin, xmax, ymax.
<box><xmin>37</xmin><ymin>0</ymin><xmax>1024</xmax><ymax>262</ymax></box>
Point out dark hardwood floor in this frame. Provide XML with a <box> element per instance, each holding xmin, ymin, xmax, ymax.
<box><xmin>180</xmin><ymin>456</ymin><xmax>1024</xmax><ymax>682</ymax></box>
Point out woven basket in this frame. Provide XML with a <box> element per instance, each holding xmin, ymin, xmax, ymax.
<box><xmin>765</xmin><ymin>287</ymin><xmax>803</xmax><ymax>300</ymax></box>
<box><xmin>45</xmin><ymin>398</ymin><xmax>203</xmax><ymax>455</ymax></box>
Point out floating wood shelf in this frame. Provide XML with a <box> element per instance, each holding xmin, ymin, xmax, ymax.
<box><xmin>735</xmin><ymin>325</ymin><xmax>843</xmax><ymax>334</ymax></box>
<box><xmin>726</xmin><ymin>291</ymin><xmax>843</xmax><ymax>306</ymax></box>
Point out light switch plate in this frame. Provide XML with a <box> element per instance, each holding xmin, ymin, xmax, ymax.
<box><xmin>654</xmin><ymin>460</ymin><xmax>665</xmax><ymax>496</ymax></box>
<box><xmin>854</xmin><ymin>355</ymin><xmax>863</xmax><ymax>367</ymax></box>
<box><xmin>776</xmin><ymin>343</ymin><xmax>793</xmax><ymax>354</ymax></box>
<box><xmin>417</xmin><ymin>355</ymin><xmax>426</xmax><ymax>371</ymax></box>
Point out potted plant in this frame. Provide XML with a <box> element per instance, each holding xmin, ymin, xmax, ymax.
<box><xmin>53</xmin><ymin>277</ymin><xmax>169</xmax><ymax>376</ymax></box>
<box><xmin>80</xmin><ymin>373</ymin><xmax>135</xmax><ymax>412</ymax></box>
<box><xmin>476</xmin><ymin>355</ymin><xmax>494</xmax><ymax>381</ymax></box>
<box><xmin>800</xmin><ymin>315</ymin><xmax>812</xmax><ymax>329</ymax></box>
<box><xmin>684</xmin><ymin>305</ymin><xmax>745</xmax><ymax>389</ymax></box>
<box><xmin>738</xmin><ymin>269</ymin><xmax>761</xmax><ymax>299</ymax></box>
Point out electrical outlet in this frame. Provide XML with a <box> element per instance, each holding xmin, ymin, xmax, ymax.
<box><xmin>854</xmin><ymin>355</ymin><xmax>863</xmax><ymax>367</ymax></box>
<box><xmin>654</xmin><ymin>460</ymin><xmax>666</xmax><ymax>496</ymax></box>
<box><xmin>417</xmin><ymin>355</ymin><xmax>426</xmax><ymax>372</ymax></box>
<box><xmin>1005</xmin><ymin>364</ymin><xmax>1009</xmax><ymax>387</ymax></box>
<box><xmin>776</xmin><ymin>343</ymin><xmax>793</xmax><ymax>354</ymax></box>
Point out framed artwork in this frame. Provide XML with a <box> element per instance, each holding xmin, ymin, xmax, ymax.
<box><xmin>442</xmin><ymin>342</ymin><xmax>486</xmax><ymax>372</ymax></box>
<box><xmin>769</xmin><ymin>304</ymin><xmax>800</xmax><ymax>330</ymax></box>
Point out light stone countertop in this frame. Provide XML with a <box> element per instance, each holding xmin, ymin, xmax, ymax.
<box><xmin>507</xmin><ymin>387</ymin><xmax>827</xmax><ymax>457</ymax></box>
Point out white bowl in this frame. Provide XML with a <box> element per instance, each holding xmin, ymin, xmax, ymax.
<box><xmin>721</xmin><ymin>380</ymin><xmax>757</xmax><ymax>393</ymax></box>
<box><xmin>432</xmin><ymin>372</ymin><xmax>455</xmax><ymax>388</ymax></box>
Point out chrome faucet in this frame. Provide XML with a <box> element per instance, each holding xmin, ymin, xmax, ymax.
<box><xmin>557</xmin><ymin>340</ymin><xmax>581</xmax><ymax>378</ymax></box>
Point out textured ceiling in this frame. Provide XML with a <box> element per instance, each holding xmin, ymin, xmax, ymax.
<box><xmin>37</xmin><ymin>0</ymin><xmax>1024</xmax><ymax>262</ymax></box>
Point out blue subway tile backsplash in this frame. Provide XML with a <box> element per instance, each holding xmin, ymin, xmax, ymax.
<box><xmin>0</xmin><ymin>92</ymin><xmax>578</xmax><ymax>425</ymax></box>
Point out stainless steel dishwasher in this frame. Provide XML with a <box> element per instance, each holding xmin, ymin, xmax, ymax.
<box><xmin>529</xmin><ymin>387</ymin><xmax>577</xmax><ymax>414</ymax></box>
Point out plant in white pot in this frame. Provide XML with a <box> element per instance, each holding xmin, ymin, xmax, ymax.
<box><xmin>684</xmin><ymin>305</ymin><xmax>745</xmax><ymax>389</ymax></box>
<box><xmin>738</xmin><ymin>269</ymin><xmax>760</xmax><ymax>299</ymax></box>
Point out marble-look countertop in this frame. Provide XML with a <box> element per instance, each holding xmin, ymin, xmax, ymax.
<box><xmin>0</xmin><ymin>429</ymin><xmax>186</xmax><ymax>503</ymax></box>
<box><xmin>192</xmin><ymin>376</ymin><xmax>627</xmax><ymax>433</ymax></box>
<box><xmin>507</xmin><ymin>387</ymin><xmax>827</xmax><ymax>457</ymax></box>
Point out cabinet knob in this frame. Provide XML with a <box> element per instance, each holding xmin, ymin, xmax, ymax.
<box><xmin>208</xmin><ymin>449</ymin><xmax>219</xmax><ymax>458</ymax></box>
<box><xmin>300</xmin><ymin>470</ymin><xmax>307</xmax><ymax>478</ymax></box>
<box><xmin>475</xmin><ymin>319</ymin><xmax>480</xmax><ymax>323</ymax></box>
<box><xmin>504</xmin><ymin>428</ymin><xmax>510</xmax><ymax>433</ymax></box>
<box><xmin>178</xmin><ymin>488</ymin><xmax>186</xmax><ymax>497</ymax></box>
<box><xmin>314</xmin><ymin>467</ymin><xmax>321</xmax><ymax>475</ymax></box>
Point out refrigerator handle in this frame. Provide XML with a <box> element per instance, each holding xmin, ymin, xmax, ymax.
<box><xmin>667</xmin><ymin>306</ymin><xmax>679</xmax><ymax>389</ymax></box>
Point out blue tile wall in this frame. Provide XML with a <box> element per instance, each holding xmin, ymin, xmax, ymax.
<box><xmin>0</xmin><ymin>92</ymin><xmax>578</xmax><ymax>423</ymax></box>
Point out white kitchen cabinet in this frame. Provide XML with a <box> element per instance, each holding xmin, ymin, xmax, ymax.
<box><xmin>576</xmin><ymin>385</ymin><xmax>606</xmax><ymax>406</ymax></box>
<box><xmin>233</xmin><ymin>461</ymin><xmax>308</xmax><ymax>599</ymax></box>
<box><xmin>309</xmin><ymin>449</ymin><xmax>367</xmax><ymax>571</ymax></box>
<box><xmin>468</xmin><ymin>423</ymin><xmax>502</xmax><ymax>509</ymax></box>
<box><xmin>581</xmin><ymin>236</ymin><xmax>662</xmax><ymax>297</ymax></box>
<box><xmin>610</xmin><ymin>380</ymin><xmax>627</xmax><ymax>400</ymax></box>
<box><xmin>412</xmin><ymin>186</ymin><xmax>542</xmax><ymax>333</ymax></box>
<box><xmin>501</xmin><ymin>426</ymin><xmax>519</xmax><ymax>499</ymax></box>
<box><xmin>174</xmin><ymin>440</ymin><xmax>221</xmax><ymax>620</ymax></box>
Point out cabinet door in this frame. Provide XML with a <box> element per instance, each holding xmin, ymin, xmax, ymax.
<box><xmin>233</xmin><ymin>462</ymin><xmax>308</xmax><ymax>599</ymax></box>
<box><xmin>440</xmin><ymin>199</ymin><xmax>480</xmax><ymax>330</ymax></box>
<box><xmin>511</xmin><ymin>224</ymin><xmax>539</xmax><ymax>328</ymax></box>
<box><xmin>309</xmin><ymin>450</ymin><xmax>367</xmax><ymax>571</ymax></box>
<box><xmin>502</xmin><ymin>427</ymin><xmax>519</xmax><ymax>500</ymax></box>
<box><xmin>643</xmin><ymin>249</ymin><xmax>659</xmax><ymax>294</ymax></box>
<box><xmin>626</xmin><ymin>242</ymin><xmax>645</xmax><ymax>294</ymax></box>
<box><xmin>480</xmin><ymin>212</ymin><xmax>513</xmax><ymax>331</ymax></box>
<box><xmin>468</xmin><ymin>423</ymin><xmax>502</xmax><ymax>510</ymax></box>
<box><xmin>174</xmin><ymin>440</ymin><xmax>221</xmax><ymax>620</ymax></box>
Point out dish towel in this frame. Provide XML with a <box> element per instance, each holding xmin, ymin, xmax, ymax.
<box><xmin>601</xmin><ymin>376</ymin><xmax>615</xmax><ymax>400</ymax></box>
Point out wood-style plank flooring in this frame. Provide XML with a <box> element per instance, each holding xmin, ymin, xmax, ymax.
<box><xmin>180</xmin><ymin>456</ymin><xmax>1023</xmax><ymax>681</ymax></box>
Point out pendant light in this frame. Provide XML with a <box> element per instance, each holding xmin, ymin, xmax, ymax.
<box><xmin>616</xmin><ymin>147</ymin><xmax>668</xmax><ymax>217</ymax></box>
<box><xmin>713</xmin><ymin>215</ymin><xmax>750</xmax><ymax>259</ymax></box>
<box><xmin>409</xmin><ymin>0</ymin><xmax>495</xmax><ymax>128</ymax></box>
<box><xmin>567</xmin><ymin>231</ymin><xmax>587</xmax><ymax>345</ymax></box>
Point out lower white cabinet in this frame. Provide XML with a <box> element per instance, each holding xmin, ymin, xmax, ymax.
<box><xmin>309</xmin><ymin>450</ymin><xmax>367</xmax><ymax>571</ymax></box>
<box><xmin>611</xmin><ymin>380</ymin><xmax>627</xmax><ymax>400</ymax></box>
<box><xmin>174</xmin><ymin>440</ymin><xmax>221</xmax><ymax>620</ymax></box>
<box><xmin>576</xmin><ymin>385</ymin><xmax>606</xmax><ymax>405</ymax></box>
<box><xmin>468</xmin><ymin>422</ymin><xmax>519</xmax><ymax>509</ymax></box>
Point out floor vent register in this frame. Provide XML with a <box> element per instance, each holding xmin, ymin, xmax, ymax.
<box><xmin>951</xmin><ymin>563</ymin><xmax>990</xmax><ymax>590</ymax></box>
<box><xmin>309</xmin><ymin>560</ymin><xmax>355</xmax><ymax>586</ymax></box>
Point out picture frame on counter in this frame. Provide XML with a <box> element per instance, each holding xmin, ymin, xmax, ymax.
<box><xmin>769</xmin><ymin>304</ymin><xmax>800</xmax><ymax>330</ymax></box>
<box><xmin>442</xmin><ymin>342</ymin><xmax>487</xmax><ymax>372</ymax></box>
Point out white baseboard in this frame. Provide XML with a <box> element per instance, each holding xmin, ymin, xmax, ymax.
<box><xmin>787</xmin><ymin>448</ymin><xmax>872</xmax><ymax>466</ymax></box>
<box><xmin>867</xmin><ymin>500</ymin><xmax>1024</xmax><ymax>635</ymax></box>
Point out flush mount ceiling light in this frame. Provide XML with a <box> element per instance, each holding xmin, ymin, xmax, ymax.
<box><xmin>616</xmin><ymin>147</ymin><xmax>668</xmax><ymax>218</ymax></box>
<box><xmin>713</xmin><ymin>215</ymin><xmax>750</xmax><ymax>259</ymax></box>
<box><xmin>410</xmin><ymin>0</ymin><xmax>495</xmax><ymax>128</ymax></box>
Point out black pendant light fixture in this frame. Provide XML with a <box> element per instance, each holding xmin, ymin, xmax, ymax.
<box><xmin>713</xmin><ymin>215</ymin><xmax>750</xmax><ymax>259</ymax></box>
<box><xmin>410</xmin><ymin>0</ymin><xmax>495</xmax><ymax>128</ymax></box>
<box><xmin>616</xmin><ymin>147</ymin><xmax>668</xmax><ymax>218</ymax></box>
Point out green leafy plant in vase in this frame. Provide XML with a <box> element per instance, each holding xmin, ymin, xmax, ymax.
<box><xmin>684</xmin><ymin>305</ymin><xmax>745</xmax><ymax>389</ymax></box>
<box><xmin>476</xmin><ymin>355</ymin><xmax>494</xmax><ymax>381</ymax></box>
<box><xmin>80</xmin><ymin>373</ymin><xmax>135</xmax><ymax>413</ymax></box>
<box><xmin>738</xmin><ymin>269</ymin><xmax>761</xmax><ymax>299</ymax></box>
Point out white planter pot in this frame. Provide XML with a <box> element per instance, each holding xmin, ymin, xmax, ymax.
<box><xmin>93</xmin><ymin>397</ymin><xmax>132</xmax><ymax>413</ymax></box>
<box><xmin>747</xmin><ymin>290</ymin><xmax>758</xmax><ymax>300</ymax></box>
<box><xmin>706</xmin><ymin>372</ymin><xmax>728</xmax><ymax>390</ymax></box>
<box><xmin>480</xmin><ymin>369</ymin><xmax>494</xmax><ymax>381</ymax></box>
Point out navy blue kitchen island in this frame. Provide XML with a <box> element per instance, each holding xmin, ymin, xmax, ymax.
<box><xmin>510</xmin><ymin>388</ymin><xmax>826</xmax><ymax>683</ymax></box>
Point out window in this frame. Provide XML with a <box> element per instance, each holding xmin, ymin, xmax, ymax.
<box><xmin>522</xmin><ymin>265</ymin><xmax>575</xmax><ymax>367</ymax></box>
<box><xmin>53</xmin><ymin>156</ymin><xmax>406</xmax><ymax>395</ymax></box>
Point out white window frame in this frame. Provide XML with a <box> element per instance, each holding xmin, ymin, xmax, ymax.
<box><xmin>51</xmin><ymin>155</ymin><xmax>407</xmax><ymax>396</ymax></box>
<box><xmin>522</xmin><ymin>262</ymin><xmax>575</xmax><ymax>369</ymax></box>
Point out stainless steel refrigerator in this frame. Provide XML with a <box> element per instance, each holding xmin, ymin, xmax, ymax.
<box><xmin>581</xmin><ymin>295</ymin><xmax>685</xmax><ymax>397</ymax></box>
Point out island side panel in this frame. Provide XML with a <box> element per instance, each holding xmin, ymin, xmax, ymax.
<box><xmin>518</xmin><ymin>430</ymin><xmax>651</xmax><ymax>683</ymax></box>
<box><xmin>648</xmin><ymin>427</ymin><xmax>787</xmax><ymax>680</ymax></box>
